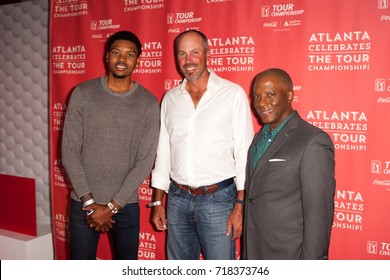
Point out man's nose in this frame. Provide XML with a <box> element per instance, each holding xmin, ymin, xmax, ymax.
<box><xmin>118</xmin><ymin>54</ymin><xmax>126</xmax><ymax>61</ymax></box>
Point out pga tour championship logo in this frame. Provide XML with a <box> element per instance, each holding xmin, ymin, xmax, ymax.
<box><xmin>375</xmin><ymin>78</ymin><xmax>390</xmax><ymax>104</ymax></box>
<box><xmin>167</xmin><ymin>11</ymin><xmax>202</xmax><ymax>24</ymax></box>
<box><xmin>367</xmin><ymin>240</ymin><xmax>390</xmax><ymax>256</ymax></box>
<box><xmin>371</xmin><ymin>160</ymin><xmax>390</xmax><ymax>175</ymax></box>
<box><xmin>371</xmin><ymin>160</ymin><xmax>390</xmax><ymax>190</ymax></box>
<box><xmin>378</xmin><ymin>0</ymin><xmax>389</xmax><ymax>9</ymax></box>
<box><xmin>261</xmin><ymin>3</ymin><xmax>304</xmax><ymax>17</ymax></box>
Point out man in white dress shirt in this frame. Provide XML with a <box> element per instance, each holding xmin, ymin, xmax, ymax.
<box><xmin>150</xmin><ymin>30</ymin><xmax>254</xmax><ymax>260</ymax></box>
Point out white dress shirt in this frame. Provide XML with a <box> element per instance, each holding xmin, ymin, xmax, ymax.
<box><xmin>152</xmin><ymin>71</ymin><xmax>254</xmax><ymax>191</ymax></box>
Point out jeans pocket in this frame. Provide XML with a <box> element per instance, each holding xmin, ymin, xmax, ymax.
<box><xmin>168</xmin><ymin>182</ymin><xmax>182</xmax><ymax>207</ymax></box>
<box><xmin>210</xmin><ymin>183</ymin><xmax>236</xmax><ymax>203</ymax></box>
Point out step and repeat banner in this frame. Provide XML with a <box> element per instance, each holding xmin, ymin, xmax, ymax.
<box><xmin>49</xmin><ymin>0</ymin><xmax>390</xmax><ymax>260</ymax></box>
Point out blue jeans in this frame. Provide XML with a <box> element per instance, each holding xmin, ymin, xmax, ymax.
<box><xmin>69</xmin><ymin>199</ymin><xmax>140</xmax><ymax>260</ymax></box>
<box><xmin>166</xmin><ymin>181</ymin><xmax>237</xmax><ymax>260</ymax></box>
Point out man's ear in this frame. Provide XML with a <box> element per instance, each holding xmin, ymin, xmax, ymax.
<box><xmin>288</xmin><ymin>90</ymin><xmax>294</xmax><ymax>102</ymax></box>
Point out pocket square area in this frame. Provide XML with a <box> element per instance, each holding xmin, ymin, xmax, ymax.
<box><xmin>268</xmin><ymin>158</ymin><xmax>287</xmax><ymax>162</ymax></box>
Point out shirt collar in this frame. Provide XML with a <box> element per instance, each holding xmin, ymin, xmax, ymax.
<box><xmin>178</xmin><ymin>70</ymin><xmax>218</xmax><ymax>95</ymax></box>
<box><xmin>262</xmin><ymin>110</ymin><xmax>296</xmax><ymax>137</ymax></box>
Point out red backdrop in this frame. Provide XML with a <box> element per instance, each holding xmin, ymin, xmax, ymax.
<box><xmin>49</xmin><ymin>0</ymin><xmax>390</xmax><ymax>260</ymax></box>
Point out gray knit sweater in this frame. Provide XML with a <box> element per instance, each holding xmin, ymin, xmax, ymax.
<box><xmin>62</xmin><ymin>77</ymin><xmax>160</xmax><ymax>206</ymax></box>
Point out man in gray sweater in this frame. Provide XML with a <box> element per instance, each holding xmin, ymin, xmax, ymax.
<box><xmin>62</xmin><ymin>30</ymin><xmax>160</xmax><ymax>260</ymax></box>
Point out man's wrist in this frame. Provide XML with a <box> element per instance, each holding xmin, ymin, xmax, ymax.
<box><xmin>83</xmin><ymin>198</ymin><xmax>96</xmax><ymax>208</ymax></box>
<box><xmin>235</xmin><ymin>199</ymin><xmax>245</xmax><ymax>206</ymax></box>
<box><xmin>107</xmin><ymin>202</ymin><xmax>119</xmax><ymax>214</ymax></box>
<box><xmin>147</xmin><ymin>200</ymin><xmax>162</xmax><ymax>207</ymax></box>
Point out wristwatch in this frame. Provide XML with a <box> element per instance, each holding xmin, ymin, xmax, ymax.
<box><xmin>235</xmin><ymin>199</ymin><xmax>245</xmax><ymax>206</ymax></box>
<box><xmin>107</xmin><ymin>202</ymin><xmax>118</xmax><ymax>214</ymax></box>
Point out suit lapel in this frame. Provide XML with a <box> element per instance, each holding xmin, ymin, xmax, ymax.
<box><xmin>249</xmin><ymin>113</ymin><xmax>301</xmax><ymax>189</ymax></box>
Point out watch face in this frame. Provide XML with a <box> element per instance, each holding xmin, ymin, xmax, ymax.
<box><xmin>107</xmin><ymin>202</ymin><xmax>118</xmax><ymax>214</ymax></box>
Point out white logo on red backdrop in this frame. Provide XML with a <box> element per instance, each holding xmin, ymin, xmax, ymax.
<box><xmin>168</xmin><ymin>27</ymin><xmax>181</xmax><ymax>34</ymax></box>
<box><xmin>333</xmin><ymin>189</ymin><xmax>364</xmax><ymax>232</ymax></box>
<box><xmin>164</xmin><ymin>79</ymin><xmax>182</xmax><ymax>90</ymax></box>
<box><xmin>371</xmin><ymin>160</ymin><xmax>382</xmax><ymax>174</ymax></box>
<box><xmin>378</xmin><ymin>0</ymin><xmax>389</xmax><ymax>9</ymax></box>
<box><xmin>52</xmin><ymin>0</ymin><xmax>88</xmax><ymax>18</ymax></box>
<box><xmin>375</xmin><ymin>78</ymin><xmax>386</xmax><ymax>91</ymax></box>
<box><xmin>54</xmin><ymin>213</ymin><xmax>70</xmax><ymax>243</ymax></box>
<box><xmin>134</xmin><ymin>41</ymin><xmax>163</xmax><ymax>74</ymax></box>
<box><xmin>367</xmin><ymin>240</ymin><xmax>378</xmax><ymax>254</ymax></box>
<box><xmin>139</xmin><ymin>179</ymin><xmax>153</xmax><ymax>203</ymax></box>
<box><xmin>261</xmin><ymin>4</ymin><xmax>304</xmax><ymax>17</ymax></box>
<box><xmin>53</xmin><ymin>158</ymin><xmax>71</xmax><ymax>188</ymax></box>
<box><xmin>367</xmin><ymin>240</ymin><xmax>390</xmax><ymax>256</ymax></box>
<box><xmin>307</xmin><ymin>110</ymin><xmax>368</xmax><ymax>152</ymax></box>
<box><xmin>123</xmin><ymin>0</ymin><xmax>164</xmax><ymax>13</ymax></box>
<box><xmin>379</xmin><ymin>242</ymin><xmax>390</xmax><ymax>256</ymax></box>
<box><xmin>371</xmin><ymin>160</ymin><xmax>390</xmax><ymax>191</ymax></box>
<box><xmin>52</xmin><ymin>103</ymin><xmax>67</xmax><ymax>131</ymax></box>
<box><xmin>167</xmin><ymin>13</ymin><xmax>173</xmax><ymax>24</ymax></box>
<box><xmin>261</xmin><ymin>6</ymin><xmax>271</xmax><ymax>17</ymax></box>
<box><xmin>308</xmin><ymin>31</ymin><xmax>371</xmax><ymax>71</ymax></box>
<box><xmin>91</xmin><ymin>21</ymin><xmax>97</xmax><ymax>30</ymax></box>
<box><xmin>208</xmin><ymin>36</ymin><xmax>255</xmax><ymax>73</ymax></box>
<box><xmin>261</xmin><ymin>4</ymin><xmax>304</xmax><ymax>31</ymax></box>
<box><xmin>375</xmin><ymin>78</ymin><xmax>390</xmax><ymax>103</ymax></box>
<box><xmin>167</xmin><ymin>11</ymin><xmax>202</xmax><ymax>24</ymax></box>
<box><xmin>371</xmin><ymin>160</ymin><xmax>390</xmax><ymax>175</ymax></box>
<box><xmin>138</xmin><ymin>232</ymin><xmax>157</xmax><ymax>259</ymax></box>
<box><xmin>90</xmin><ymin>19</ymin><xmax>120</xmax><ymax>31</ymax></box>
<box><xmin>52</xmin><ymin>45</ymin><xmax>87</xmax><ymax>75</ymax></box>
<box><xmin>263</xmin><ymin>21</ymin><xmax>278</xmax><ymax>28</ymax></box>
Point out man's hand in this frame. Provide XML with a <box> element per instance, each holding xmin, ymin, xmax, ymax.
<box><xmin>226</xmin><ymin>203</ymin><xmax>243</xmax><ymax>240</ymax></box>
<box><xmin>150</xmin><ymin>188</ymin><xmax>167</xmax><ymax>231</ymax></box>
<box><xmin>226</xmin><ymin>190</ymin><xmax>245</xmax><ymax>240</ymax></box>
<box><xmin>84</xmin><ymin>204</ymin><xmax>115</xmax><ymax>233</ymax></box>
<box><xmin>151</xmin><ymin>205</ymin><xmax>167</xmax><ymax>231</ymax></box>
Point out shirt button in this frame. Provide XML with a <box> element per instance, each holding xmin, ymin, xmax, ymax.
<box><xmin>249</xmin><ymin>199</ymin><xmax>254</xmax><ymax>203</ymax></box>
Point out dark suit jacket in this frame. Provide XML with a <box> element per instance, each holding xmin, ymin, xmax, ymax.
<box><xmin>242</xmin><ymin>112</ymin><xmax>335</xmax><ymax>260</ymax></box>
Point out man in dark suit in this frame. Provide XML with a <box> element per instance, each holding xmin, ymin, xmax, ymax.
<box><xmin>242</xmin><ymin>68</ymin><xmax>336</xmax><ymax>260</ymax></box>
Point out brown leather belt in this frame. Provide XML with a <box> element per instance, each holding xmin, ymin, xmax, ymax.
<box><xmin>172</xmin><ymin>178</ymin><xmax>234</xmax><ymax>195</ymax></box>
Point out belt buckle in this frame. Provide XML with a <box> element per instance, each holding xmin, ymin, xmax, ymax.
<box><xmin>188</xmin><ymin>187</ymin><xmax>193</xmax><ymax>195</ymax></box>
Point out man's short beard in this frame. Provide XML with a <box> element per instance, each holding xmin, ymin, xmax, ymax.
<box><xmin>113</xmin><ymin>73</ymin><xmax>126</xmax><ymax>79</ymax></box>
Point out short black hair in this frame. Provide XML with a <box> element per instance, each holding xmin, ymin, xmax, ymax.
<box><xmin>255</xmin><ymin>68</ymin><xmax>293</xmax><ymax>90</ymax></box>
<box><xmin>106</xmin><ymin>30</ymin><xmax>142</xmax><ymax>57</ymax></box>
